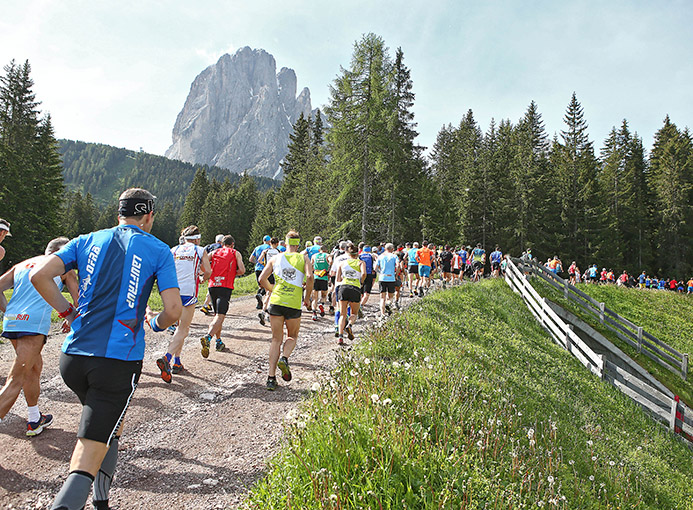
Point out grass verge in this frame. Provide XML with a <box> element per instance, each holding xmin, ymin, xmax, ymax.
<box><xmin>533</xmin><ymin>279</ymin><xmax>693</xmax><ymax>405</ymax></box>
<box><xmin>246</xmin><ymin>279</ymin><xmax>693</xmax><ymax>509</ymax></box>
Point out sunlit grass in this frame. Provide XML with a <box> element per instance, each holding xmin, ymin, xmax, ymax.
<box><xmin>246</xmin><ymin>279</ymin><xmax>693</xmax><ymax>509</ymax></box>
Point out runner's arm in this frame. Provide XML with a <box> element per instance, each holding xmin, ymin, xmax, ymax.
<box><xmin>29</xmin><ymin>255</ymin><xmax>77</xmax><ymax>324</ymax></box>
<box><xmin>258</xmin><ymin>258</ymin><xmax>274</xmax><ymax>293</ymax></box>
<box><xmin>359</xmin><ymin>260</ymin><xmax>367</xmax><ymax>283</ymax></box>
<box><xmin>0</xmin><ymin>266</ymin><xmax>15</xmax><ymax>312</ymax></box>
<box><xmin>0</xmin><ymin>245</ymin><xmax>5</xmax><ymax>262</ymax></box>
<box><xmin>249</xmin><ymin>248</ymin><xmax>257</xmax><ymax>264</ymax></box>
<box><xmin>303</xmin><ymin>253</ymin><xmax>314</xmax><ymax>308</ymax></box>
<box><xmin>61</xmin><ymin>269</ymin><xmax>80</xmax><ymax>305</ymax></box>
<box><xmin>200</xmin><ymin>251</ymin><xmax>212</xmax><ymax>281</ymax></box>
<box><xmin>235</xmin><ymin>250</ymin><xmax>246</xmax><ymax>275</ymax></box>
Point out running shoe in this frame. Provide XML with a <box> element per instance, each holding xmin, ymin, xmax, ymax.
<box><xmin>258</xmin><ymin>311</ymin><xmax>266</xmax><ymax>326</ymax></box>
<box><xmin>334</xmin><ymin>326</ymin><xmax>339</xmax><ymax>338</ymax></box>
<box><xmin>166</xmin><ymin>324</ymin><xmax>177</xmax><ymax>335</ymax></box>
<box><xmin>200</xmin><ymin>305</ymin><xmax>214</xmax><ymax>316</ymax></box>
<box><xmin>337</xmin><ymin>335</ymin><xmax>345</xmax><ymax>346</ymax></box>
<box><xmin>26</xmin><ymin>413</ymin><xmax>53</xmax><ymax>437</ymax></box>
<box><xmin>319</xmin><ymin>304</ymin><xmax>325</xmax><ymax>317</ymax></box>
<box><xmin>385</xmin><ymin>304</ymin><xmax>392</xmax><ymax>315</ymax></box>
<box><xmin>312</xmin><ymin>312</ymin><xmax>318</xmax><ymax>322</ymax></box>
<box><xmin>200</xmin><ymin>335</ymin><xmax>211</xmax><ymax>358</ymax></box>
<box><xmin>395</xmin><ymin>300</ymin><xmax>401</xmax><ymax>310</ymax></box>
<box><xmin>358</xmin><ymin>308</ymin><xmax>364</xmax><ymax>319</ymax></box>
<box><xmin>215</xmin><ymin>339</ymin><xmax>225</xmax><ymax>352</ymax></box>
<box><xmin>346</xmin><ymin>324</ymin><xmax>354</xmax><ymax>341</ymax></box>
<box><xmin>255</xmin><ymin>293</ymin><xmax>263</xmax><ymax>310</ymax></box>
<box><xmin>277</xmin><ymin>356</ymin><xmax>292</xmax><ymax>381</ymax></box>
<box><xmin>171</xmin><ymin>363</ymin><xmax>185</xmax><ymax>374</ymax></box>
<box><xmin>329</xmin><ymin>305</ymin><xmax>335</xmax><ymax>315</ymax></box>
<box><xmin>156</xmin><ymin>356</ymin><xmax>172</xmax><ymax>383</ymax></box>
<box><xmin>266</xmin><ymin>376</ymin><xmax>278</xmax><ymax>391</ymax></box>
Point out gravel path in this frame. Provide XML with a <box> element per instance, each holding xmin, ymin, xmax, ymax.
<box><xmin>0</xmin><ymin>290</ymin><xmax>405</xmax><ymax>509</ymax></box>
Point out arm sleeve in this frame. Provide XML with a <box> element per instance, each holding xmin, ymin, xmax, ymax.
<box><xmin>156</xmin><ymin>246</ymin><xmax>179</xmax><ymax>291</ymax></box>
<box><xmin>54</xmin><ymin>236</ymin><xmax>81</xmax><ymax>272</ymax></box>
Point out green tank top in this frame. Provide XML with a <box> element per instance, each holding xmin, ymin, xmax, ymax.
<box><xmin>312</xmin><ymin>252</ymin><xmax>329</xmax><ymax>281</ymax></box>
<box><xmin>270</xmin><ymin>252</ymin><xmax>306</xmax><ymax>309</ymax></box>
<box><xmin>341</xmin><ymin>258</ymin><xmax>362</xmax><ymax>288</ymax></box>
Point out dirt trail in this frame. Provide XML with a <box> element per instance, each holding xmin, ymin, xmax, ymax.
<box><xmin>0</xmin><ymin>291</ymin><xmax>400</xmax><ymax>509</ymax></box>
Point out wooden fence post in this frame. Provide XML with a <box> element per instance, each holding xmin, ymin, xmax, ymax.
<box><xmin>637</xmin><ymin>327</ymin><xmax>643</xmax><ymax>353</ymax></box>
<box><xmin>599</xmin><ymin>302</ymin><xmax>605</xmax><ymax>323</ymax></box>
<box><xmin>669</xmin><ymin>398</ymin><xmax>678</xmax><ymax>432</ymax></box>
<box><xmin>599</xmin><ymin>354</ymin><xmax>606</xmax><ymax>380</ymax></box>
<box><xmin>682</xmin><ymin>354</ymin><xmax>688</xmax><ymax>381</ymax></box>
<box><xmin>564</xmin><ymin>281</ymin><xmax>569</xmax><ymax>299</ymax></box>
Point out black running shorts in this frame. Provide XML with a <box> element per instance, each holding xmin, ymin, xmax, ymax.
<box><xmin>209</xmin><ymin>287</ymin><xmax>233</xmax><ymax>315</ymax></box>
<box><xmin>361</xmin><ymin>274</ymin><xmax>375</xmax><ymax>294</ymax></box>
<box><xmin>452</xmin><ymin>268</ymin><xmax>460</xmax><ymax>275</ymax></box>
<box><xmin>442</xmin><ymin>263</ymin><xmax>452</xmax><ymax>273</ymax></box>
<box><xmin>267</xmin><ymin>304</ymin><xmax>302</xmax><ymax>320</ymax></box>
<box><xmin>60</xmin><ymin>353</ymin><xmax>141</xmax><ymax>445</ymax></box>
<box><xmin>314</xmin><ymin>279</ymin><xmax>328</xmax><ymax>291</ymax></box>
<box><xmin>491</xmin><ymin>262</ymin><xmax>500</xmax><ymax>271</ymax></box>
<box><xmin>472</xmin><ymin>261</ymin><xmax>483</xmax><ymax>271</ymax></box>
<box><xmin>338</xmin><ymin>284</ymin><xmax>361</xmax><ymax>303</ymax></box>
<box><xmin>379</xmin><ymin>281</ymin><xmax>396</xmax><ymax>294</ymax></box>
<box><xmin>408</xmin><ymin>265</ymin><xmax>418</xmax><ymax>275</ymax></box>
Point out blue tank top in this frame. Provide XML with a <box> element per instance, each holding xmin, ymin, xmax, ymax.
<box><xmin>3</xmin><ymin>258</ymin><xmax>63</xmax><ymax>336</ymax></box>
<box><xmin>55</xmin><ymin>225</ymin><xmax>179</xmax><ymax>361</ymax></box>
<box><xmin>376</xmin><ymin>252</ymin><xmax>398</xmax><ymax>282</ymax></box>
<box><xmin>359</xmin><ymin>252</ymin><xmax>375</xmax><ymax>274</ymax></box>
<box><xmin>408</xmin><ymin>248</ymin><xmax>418</xmax><ymax>266</ymax></box>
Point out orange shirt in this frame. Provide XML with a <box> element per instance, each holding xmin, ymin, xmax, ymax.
<box><xmin>416</xmin><ymin>247</ymin><xmax>432</xmax><ymax>267</ymax></box>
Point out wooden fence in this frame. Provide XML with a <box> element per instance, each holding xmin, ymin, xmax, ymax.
<box><xmin>504</xmin><ymin>257</ymin><xmax>693</xmax><ymax>445</ymax></box>
<box><xmin>516</xmin><ymin>258</ymin><xmax>688</xmax><ymax>381</ymax></box>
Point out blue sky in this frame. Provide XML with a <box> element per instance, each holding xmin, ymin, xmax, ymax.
<box><xmin>2</xmin><ymin>0</ymin><xmax>691</xmax><ymax>158</ymax></box>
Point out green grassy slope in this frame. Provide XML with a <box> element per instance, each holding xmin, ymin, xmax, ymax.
<box><xmin>247</xmin><ymin>279</ymin><xmax>693</xmax><ymax>509</ymax></box>
<box><xmin>534</xmin><ymin>279</ymin><xmax>693</xmax><ymax>405</ymax></box>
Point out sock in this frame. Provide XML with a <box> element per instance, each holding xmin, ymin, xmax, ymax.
<box><xmin>165</xmin><ymin>353</ymin><xmax>172</xmax><ymax>363</ymax></box>
<box><xmin>174</xmin><ymin>357</ymin><xmax>181</xmax><ymax>365</ymax></box>
<box><xmin>335</xmin><ymin>310</ymin><xmax>340</xmax><ymax>326</ymax></box>
<box><xmin>27</xmin><ymin>405</ymin><xmax>40</xmax><ymax>423</ymax></box>
<box><xmin>51</xmin><ymin>470</ymin><xmax>94</xmax><ymax>510</ymax></box>
<box><xmin>93</xmin><ymin>436</ymin><xmax>119</xmax><ymax>505</ymax></box>
<box><xmin>347</xmin><ymin>306</ymin><xmax>351</xmax><ymax>317</ymax></box>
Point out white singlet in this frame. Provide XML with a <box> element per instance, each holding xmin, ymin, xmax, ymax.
<box><xmin>171</xmin><ymin>242</ymin><xmax>205</xmax><ymax>297</ymax></box>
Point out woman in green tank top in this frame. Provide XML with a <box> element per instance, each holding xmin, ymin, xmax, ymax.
<box><xmin>258</xmin><ymin>230</ymin><xmax>314</xmax><ymax>390</ymax></box>
<box><xmin>335</xmin><ymin>242</ymin><xmax>366</xmax><ymax>345</ymax></box>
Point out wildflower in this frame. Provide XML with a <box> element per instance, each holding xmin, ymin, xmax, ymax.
<box><xmin>591</xmin><ymin>456</ymin><xmax>597</xmax><ymax>461</ymax></box>
<box><xmin>547</xmin><ymin>475</ymin><xmax>554</xmax><ymax>485</ymax></box>
<box><xmin>382</xmin><ymin>398</ymin><xmax>392</xmax><ymax>406</ymax></box>
<box><xmin>527</xmin><ymin>428</ymin><xmax>535</xmax><ymax>439</ymax></box>
<box><xmin>350</xmin><ymin>370</ymin><xmax>358</xmax><ymax>377</ymax></box>
<box><xmin>311</xmin><ymin>382</ymin><xmax>321</xmax><ymax>392</ymax></box>
<box><xmin>568</xmin><ymin>460</ymin><xmax>575</xmax><ymax>465</ymax></box>
<box><xmin>476</xmin><ymin>440</ymin><xmax>483</xmax><ymax>449</ymax></box>
<box><xmin>587</xmin><ymin>440</ymin><xmax>593</xmax><ymax>446</ymax></box>
<box><xmin>392</xmin><ymin>361</ymin><xmax>400</xmax><ymax>368</ymax></box>
<box><xmin>424</xmin><ymin>356</ymin><xmax>430</xmax><ymax>362</ymax></box>
<box><xmin>364</xmin><ymin>358</ymin><xmax>371</xmax><ymax>365</ymax></box>
<box><xmin>537</xmin><ymin>502</ymin><xmax>545</xmax><ymax>507</ymax></box>
<box><xmin>609</xmin><ymin>461</ymin><xmax>615</xmax><ymax>467</ymax></box>
<box><xmin>330</xmin><ymin>380</ymin><xmax>338</xmax><ymax>390</ymax></box>
<box><xmin>371</xmin><ymin>394</ymin><xmax>380</xmax><ymax>404</ymax></box>
<box><xmin>589</xmin><ymin>475</ymin><xmax>595</xmax><ymax>481</ymax></box>
<box><xmin>529</xmin><ymin>439</ymin><xmax>536</xmax><ymax>446</ymax></box>
<box><xmin>347</xmin><ymin>394</ymin><xmax>354</xmax><ymax>401</ymax></box>
<box><xmin>427</xmin><ymin>364</ymin><xmax>433</xmax><ymax>369</ymax></box>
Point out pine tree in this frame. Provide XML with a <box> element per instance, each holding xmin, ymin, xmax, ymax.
<box><xmin>282</xmin><ymin>113</ymin><xmax>312</xmax><ymax>176</ymax></box>
<box><xmin>179</xmin><ymin>167</ymin><xmax>209</xmax><ymax>230</ymax></box>
<box><xmin>648</xmin><ymin>116</ymin><xmax>693</xmax><ymax>276</ymax></box>
<box><xmin>0</xmin><ymin>60</ymin><xmax>64</xmax><ymax>266</ymax></box>
<box><xmin>312</xmin><ymin>109</ymin><xmax>324</xmax><ymax>154</ymax></box>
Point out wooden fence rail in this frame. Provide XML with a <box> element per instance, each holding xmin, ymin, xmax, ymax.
<box><xmin>504</xmin><ymin>258</ymin><xmax>692</xmax><ymax>446</ymax></box>
<box><xmin>514</xmin><ymin>258</ymin><xmax>688</xmax><ymax>380</ymax></box>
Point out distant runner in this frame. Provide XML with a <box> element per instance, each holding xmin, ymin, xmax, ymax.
<box><xmin>249</xmin><ymin>235</ymin><xmax>272</xmax><ymax>310</ymax></box>
<box><xmin>335</xmin><ymin>242</ymin><xmax>365</xmax><ymax>344</ymax></box>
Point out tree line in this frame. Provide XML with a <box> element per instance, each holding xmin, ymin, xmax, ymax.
<box><xmin>233</xmin><ymin>33</ymin><xmax>691</xmax><ymax>278</ymax></box>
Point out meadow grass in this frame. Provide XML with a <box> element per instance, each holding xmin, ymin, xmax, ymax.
<box><xmin>246</xmin><ymin>279</ymin><xmax>693</xmax><ymax>509</ymax></box>
<box><xmin>533</xmin><ymin>279</ymin><xmax>693</xmax><ymax>405</ymax></box>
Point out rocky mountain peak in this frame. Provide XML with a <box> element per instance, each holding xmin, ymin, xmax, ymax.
<box><xmin>165</xmin><ymin>47</ymin><xmax>315</xmax><ymax>179</ymax></box>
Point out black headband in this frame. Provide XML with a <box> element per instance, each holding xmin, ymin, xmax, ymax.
<box><xmin>118</xmin><ymin>198</ymin><xmax>155</xmax><ymax>217</ymax></box>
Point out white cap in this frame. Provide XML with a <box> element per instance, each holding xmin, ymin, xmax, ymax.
<box><xmin>0</xmin><ymin>222</ymin><xmax>11</xmax><ymax>236</ymax></box>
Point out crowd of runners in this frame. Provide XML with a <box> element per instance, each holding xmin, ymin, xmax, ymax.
<box><xmin>1</xmin><ymin>187</ymin><xmax>692</xmax><ymax>509</ymax></box>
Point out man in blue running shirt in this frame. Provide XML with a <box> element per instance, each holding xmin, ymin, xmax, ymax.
<box><xmin>405</xmin><ymin>242</ymin><xmax>420</xmax><ymax>296</ymax></box>
<box><xmin>375</xmin><ymin>243</ymin><xmax>398</xmax><ymax>319</ymax></box>
<box><xmin>30</xmin><ymin>188</ymin><xmax>182</xmax><ymax>510</ymax></box>
<box><xmin>490</xmin><ymin>246</ymin><xmax>502</xmax><ymax>278</ymax></box>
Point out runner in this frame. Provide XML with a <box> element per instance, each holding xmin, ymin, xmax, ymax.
<box><xmin>568</xmin><ymin>261</ymin><xmax>579</xmax><ymax>285</ymax></box>
<box><xmin>439</xmin><ymin>245</ymin><xmax>453</xmax><ymax>287</ymax></box>
<box><xmin>335</xmin><ymin>242</ymin><xmax>365</xmax><ymax>344</ymax></box>
<box><xmin>257</xmin><ymin>237</ymin><xmax>280</xmax><ymax>326</ymax></box>
<box><xmin>306</xmin><ymin>236</ymin><xmax>322</xmax><ymax>259</ymax></box>
<box><xmin>29</xmin><ymin>188</ymin><xmax>182</xmax><ymax>510</ymax></box>
<box><xmin>471</xmin><ymin>243</ymin><xmax>486</xmax><ymax>282</ymax></box>
<box><xmin>405</xmin><ymin>242</ymin><xmax>420</xmax><ymax>297</ymax></box>
<box><xmin>258</xmin><ymin>230</ymin><xmax>314</xmax><ymax>390</ymax></box>
<box><xmin>394</xmin><ymin>250</ymin><xmax>406</xmax><ymax>308</ymax></box>
<box><xmin>375</xmin><ymin>243</ymin><xmax>398</xmax><ymax>321</ymax></box>
<box><xmin>548</xmin><ymin>256</ymin><xmax>562</xmax><ymax>275</ymax></box>
<box><xmin>639</xmin><ymin>271</ymin><xmax>646</xmax><ymax>289</ymax></box>
<box><xmin>0</xmin><ymin>218</ymin><xmax>10</xmax><ymax>262</ymax></box>
<box><xmin>310</xmin><ymin>244</ymin><xmax>331</xmax><ymax>321</ymax></box>
<box><xmin>490</xmin><ymin>246</ymin><xmax>503</xmax><ymax>278</ymax></box>
<box><xmin>249</xmin><ymin>235</ymin><xmax>271</xmax><ymax>310</ymax></box>
<box><xmin>358</xmin><ymin>245</ymin><xmax>377</xmax><ymax>313</ymax></box>
<box><xmin>201</xmin><ymin>235</ymin><xmax>245</xmax><ymax>357</ymax></box>
<box><xmin>156</xmin><ymin>225</ymin><xmax>211</xmax><ymax>382</ymax></box>
<box><xmin>687</xmin><ymin>277</ymin><xmax>693</xmax><ymax>294</ymax></box>
<box><xmin>0</xmin><ymin>237</ymin><xmax>79</xmax><ymax>436</ymax></box>
<box><xmin>415</xmin><ymin>241</ymin><xmax>433</xmax><ymax>295</ymax></box>
<box><xmin>451</xmin><ymin>246</ymin><xmax>463</xmax><ymax>284</ymax></box>
<box><xmin>329</xmin><ymin>241</ymin><xmax>350</xmax><ymax>336</ymax></box>
<box><xmin>199</xmin><ymin>234</ymin><xmax>224</xmax><ymax>316</ymax></box>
